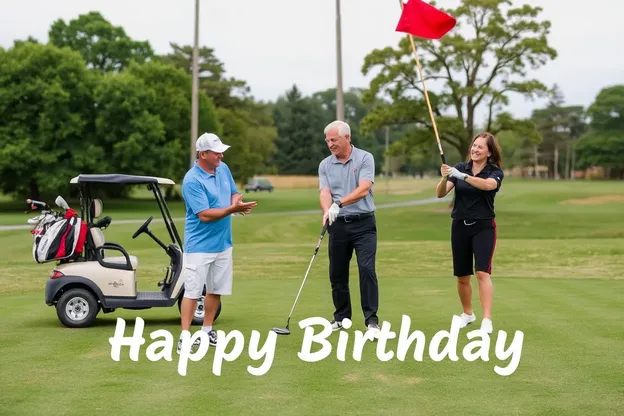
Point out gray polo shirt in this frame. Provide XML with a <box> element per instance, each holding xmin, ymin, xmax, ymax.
<box><xmin>318</xmin><ymin>145</ymin><xmax>376</xmax><ymax>215</ymax></box>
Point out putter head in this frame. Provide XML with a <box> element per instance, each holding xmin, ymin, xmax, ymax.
<box><xmin>272</xmin><ymin>327</ymin><xmax>290</xmax><ymax>335</ymax></box>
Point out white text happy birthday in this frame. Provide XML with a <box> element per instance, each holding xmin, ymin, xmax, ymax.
<box><xmin>109</xmin><ymin>315</ymin><xmax>524</xmax><ymax>376</ymax></box>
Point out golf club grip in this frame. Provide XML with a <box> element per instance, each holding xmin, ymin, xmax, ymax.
<box><xmin>312</xmin><ymin>223</ymin><xmax>329</xmax><ymax>255</ymax></box>
<box><xmin>27</xmin><ymin>199</ymin><xmax>47</xmax><ymax>207</ymax></box>
<box><xmin>317</xmin><ymin>223</ymin><xmax>329</xmax><ymax>245</ymax></box>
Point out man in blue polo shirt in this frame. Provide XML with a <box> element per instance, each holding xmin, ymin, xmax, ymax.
<box><xmin>178</xmin><ymin>132</ymin><xmax>256</xmax><ymax>352</ymax></box>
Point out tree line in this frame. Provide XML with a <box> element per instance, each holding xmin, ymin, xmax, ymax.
<box><xmin>1</xmin><ymin>2</ymin><xmax>622</xmax><ymax>200</ymax></box>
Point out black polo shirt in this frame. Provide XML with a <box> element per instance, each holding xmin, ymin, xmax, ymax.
<box><xmin>449</xmin><ymin>161</ymin><xmax>504</xmax><ymax>220</ymax></box>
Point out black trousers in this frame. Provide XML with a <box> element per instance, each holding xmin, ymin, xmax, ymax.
<box><xmin>328</xmin><ymin>214</ymin><xmax>379</xmax><ymax>326</ymax></box>
<box><xmin>451</xmin><ymin>218</ymin><xmax>497</xmax><ymax>277</ymax></box>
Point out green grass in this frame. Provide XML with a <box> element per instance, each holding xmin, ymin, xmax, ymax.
<box><xmin>0</xmin><ymin>178</ymin><xmax>623</xmax><ymax>415</ymax></box>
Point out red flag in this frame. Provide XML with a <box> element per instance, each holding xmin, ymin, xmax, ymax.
<box><xmin>395</xmin><ymin>0</ymin><xmax>456</xmax><ymax>40</ymax></box>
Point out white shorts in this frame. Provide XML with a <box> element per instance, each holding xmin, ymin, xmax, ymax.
<box><xmin>182</xmin><ymin>247</ymin><xmax>233</xmax><ymax>298</ymax></box>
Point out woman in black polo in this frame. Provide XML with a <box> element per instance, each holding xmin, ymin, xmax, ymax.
<box><xmin>436</xmin><ymin>132</ymin><xmax>504</xmax><ymax>335</ymax></box>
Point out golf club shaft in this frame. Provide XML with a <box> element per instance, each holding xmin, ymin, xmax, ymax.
<box><xmin>285</xmin><ymin>223</ymin><xmax>329</xmax><ymax>320</ymax></box>
<box><xmin>26</xmin><ymin>199</ymin><xmax>47</xmax><ymax>207</ymax></box>
<box><xmin>286</xmin><ymin>252</ymin><xmax>318</xmax><ymax>320</ymax></box>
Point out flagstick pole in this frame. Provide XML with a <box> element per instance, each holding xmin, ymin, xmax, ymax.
<box><xmin>336</xmin><ymin>0</ymin><xmax>345</xmax><ymax>121</ymax></box>
<box><xmin>398</xmin><ymin>0</ymin><xmax>446</xmax><ymax>165</ymax></box>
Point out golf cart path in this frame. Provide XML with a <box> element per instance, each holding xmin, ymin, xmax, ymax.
<box><xmin>0</xmin><ymin>196</ymin><xmax>450</xmax><ymax>231</ymax></box>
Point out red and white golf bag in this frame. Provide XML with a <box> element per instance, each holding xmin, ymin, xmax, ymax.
<box><xmin>31</xmin><ymin>208</ymin><xmax>88</xmax><ymax>263</ymax></box>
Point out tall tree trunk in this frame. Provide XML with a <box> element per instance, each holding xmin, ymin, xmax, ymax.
<box><xmin>384</xmin><ymin>126</ymin><xmax>390</xmax><ymax>177</ymax></box>
<box><xmin>565</xmin><ymin>141</ymin><xmax>571</xmax><ymax>180</ymax></box>
<box><xmin>571</xmin><ymin>145</ymin><xmax>576</xmax><ymax>180</ymax></box>
<box><xmin>554</xmin><ymin>145</ymin><xmax>559</xmax><ymax>180</ymax></box>
<box><xmin>533</xmin><ymin>145</ymin><xmax>539</xmax><ymax>178</ymax></box>
<box><xmin>29</xmin><ymin>179</ymin><xmax>40</xmax><ymax>201</ymax></box>
<box><xmin>165</xmin><ymin>186</ymin><xmax>174</xmax><ymax>200</ymax></box>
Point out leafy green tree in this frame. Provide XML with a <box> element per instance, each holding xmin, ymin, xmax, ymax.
<box><xmin>574</xmin><ymin>85</ymin><xmax>624</xmax><ymax>178</ymax></box>
<box><xmin>159</xmin><ymin>43</ymin><xmax>277</xmax><ymax>183</ymax></box>
<box><xmin>311</xmin><ymin>88</ymin><xmax>386</xmax><ymax>173</ymax></box>
<box><xmin>575</xmin><ymin>133</ymin><xmax>624</xmax><ymax>179</ymax></box>
<box><xmin>0</xmin><ymin>42</ymin><xmax>101</xmax><ymax>199</ymax></box>
<box><xmin>272</xmin><ymin>85</ymin><xmax>328</xmax><ymax>175</ymax></box>
<box><xmin>531</xmin><ymin>86</ymin><xmax>587</xmax><ymax>178</ymax></box>
<box><xmin>160</xmin><ymin>43</ymin><xmax>250</xmax><ymax>109</ymax></box>
<box><xmin>93</xmin><ymin>61</ymin><xmax>221</xmax><ymax>187</ymax></box>
<box><xmin>582</xmin><ymin>85</ymin><xmax>624</xmax><ymax>132</ymax></box>
<box><xmin>216</xmin><ymin>106</ymin><xmax>277</xmax><ymax>185</ymax></box>
<box><xmin>93</xmin><ymin>71</ymin><xmax>169</xmax><ymax>176</ymax></box>
<box><xmin>127</xmin><ymin>61</ymin><xmax>221</xmax><ymax>177</ymax></box>
<box><xmin>360</xmin><ymin>0</ymin><xmax>555</xmax><ymax>162</ymax></box>
<box><xmin>495</xmin><ymin>130</ymin><xmax>533</xmax><ymax>169</ymax></box>
<box><xmin>386</xmin><ymin>137</ymin><xmax>443</xmax><ymax>176</ymax></box>
<box><xmin>48</xmin><ymin>11</ymin><xmax>154</xmax><ymax>72</ymax></box>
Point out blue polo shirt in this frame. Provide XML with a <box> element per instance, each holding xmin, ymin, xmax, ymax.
<box><xmin>182</xmin><ymin>161</ymin><xmax>238</xmax><ymax>253</ymax></box>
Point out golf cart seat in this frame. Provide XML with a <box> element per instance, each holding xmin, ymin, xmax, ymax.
<box><xmin>89</xmin><ymin>199</ymin><xmax>138</xmax><ymax>270</ymax></box>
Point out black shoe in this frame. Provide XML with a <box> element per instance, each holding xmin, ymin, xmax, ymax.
<box><xmin>207</xmin><ymin>330</ymin><xmax>217</xmax><ymax>346</ymax></box>
<box><xmin>176</xmin><ymin>337</ymin><xmax>201</xmax><ymax>354</ymax></box>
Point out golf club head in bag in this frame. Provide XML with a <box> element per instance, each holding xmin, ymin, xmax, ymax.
<box><xmin>55</xmin><ymin>196</ymin><xmax>70</xmax><ymax>210</ymax></box>
<box><xmin>272</xmin><ymin>221</ymin><xmax>329</xmax><ymax>335</ymax></box>
<box><xmin>25</xmin><ymin>199</ymin><xmax>49</xmax><ymax>213</ymax></box>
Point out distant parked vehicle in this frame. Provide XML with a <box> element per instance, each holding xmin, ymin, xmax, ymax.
<box><xmin>244</xmin><ymin>178</ymin><xmax>274</xmax><ymax>193</ymax></box>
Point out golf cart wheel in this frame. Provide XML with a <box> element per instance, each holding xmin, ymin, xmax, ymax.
<box><xmin>177</xmin><ymin>295</ymin><xmax>222</xmax><ymax>326</ymax></box>
<box><xmin>56</xmin><ymin>288</ymin><xmax>100</xmax><ymax>328</ymax></box>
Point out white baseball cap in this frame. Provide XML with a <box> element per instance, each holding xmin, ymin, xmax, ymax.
<box><xmin>196</xmin><ymin>133</ymin><xmax>230</xmax><ymax>153</ymax></box>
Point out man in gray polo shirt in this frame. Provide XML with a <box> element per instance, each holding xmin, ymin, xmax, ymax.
<box><xmin>318</xmin><ymin>120</ymin><xmax>381</xmax><ymax>337</ymax></box>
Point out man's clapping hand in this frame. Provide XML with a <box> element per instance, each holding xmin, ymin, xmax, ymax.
<box><xmin>231</xmin><ymin>199</ymin><xmax>257</xmax><ymax>216</ymax></box>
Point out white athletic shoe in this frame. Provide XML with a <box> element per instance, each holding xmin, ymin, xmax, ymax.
<box><xmin>480</xmin><ymin>318</ymin><xmax>493</xmax><ymax>334</ymax></box>
<box><xmin>366</xmin><ymin>323</ymin><xmax>381</xmax><ymax>339</ymax></box>
<box><xmin>330</xmin><ymin>320</ymin><xmax>343</xmax><ymax>331</ymax></box>
<box><xmin>457</xmin><ymin>312</ymin><xmax>476</xmax><ymax>328</ymax></box>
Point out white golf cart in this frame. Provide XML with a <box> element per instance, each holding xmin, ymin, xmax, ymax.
<box><xmin>41</xmin><ymin>174</ymin><xmax>220</xmax><ymax>328</ymax></box>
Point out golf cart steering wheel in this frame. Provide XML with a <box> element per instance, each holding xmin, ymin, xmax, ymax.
<box><xmin>132</xmin><ymin>216</ymin><xmax>153</xmax><ymax>239</ymax></box>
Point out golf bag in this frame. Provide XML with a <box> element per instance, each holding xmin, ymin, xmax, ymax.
<box><xmin>31</xmin><ymin>208</ymin><xmax>88</xmax><ymax>263</ymax></box>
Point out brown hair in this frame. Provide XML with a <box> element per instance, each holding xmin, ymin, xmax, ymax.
<box><xmin>466</xmin><ymin>132</ymin><xmax>503</xmax><ymax>169</ymax></box>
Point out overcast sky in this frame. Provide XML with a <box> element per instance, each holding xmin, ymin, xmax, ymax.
<box><xmin>1</xmin><ymin>0</ymin><xmax>622</xmax><ymax>125</ymax></box>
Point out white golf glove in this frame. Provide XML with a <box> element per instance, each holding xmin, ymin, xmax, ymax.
<box><xmin>448</xmin><ymin>167</ymin><xmax>468</xmax><ymax>181</ymax></box>
<box><xmin>327</xmin><ymin>202</ymin><xmax>341</xmax><ymax>225</ymax></box>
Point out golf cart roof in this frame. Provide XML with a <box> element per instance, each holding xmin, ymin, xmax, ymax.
<box><xmin>70</xmin><ymin>174</ymin><xmax>176</xmax><ymax>185</ymax></box>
